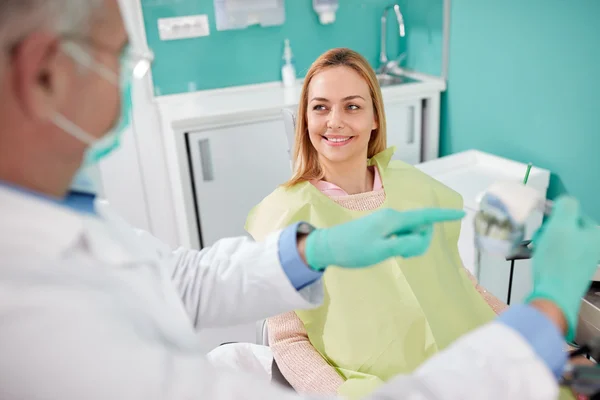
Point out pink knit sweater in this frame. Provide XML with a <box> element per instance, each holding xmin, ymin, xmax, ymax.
<box><xmin>268</xmin><ymin>171</ymin><xmax>508</xmax><ymax>396</ymax></box>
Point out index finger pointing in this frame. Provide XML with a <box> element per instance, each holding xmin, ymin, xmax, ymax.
<box><xmin>393</xmin><ymin>208</ymin><xmax>466</xmax><ymax>233</ymax></box>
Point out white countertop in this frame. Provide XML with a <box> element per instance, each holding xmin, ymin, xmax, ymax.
<box><xmin>154</xmin><ymin>71</ymin><xmax>446</xmax><ymax>131</ymax></box>
<box><xmin>416</xmin><ymin>150</ymin><xmax>551</xmax><ymax>210</ymax></box>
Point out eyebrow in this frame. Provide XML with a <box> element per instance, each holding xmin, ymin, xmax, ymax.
<box><xmin>310</xmin><ymin>95</ymin><xmax>366</xmax><ymax>102</ymax></box>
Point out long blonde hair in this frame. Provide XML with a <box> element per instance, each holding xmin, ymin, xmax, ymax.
<box><xmin>285</xmin><ymin>48</ymin><xmax>387</xmax><ymax>187</ymax></box>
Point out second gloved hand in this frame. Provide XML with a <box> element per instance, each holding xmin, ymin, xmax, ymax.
<box><xmin>304</xmin><ymin>208</ymin><xmax>465</xmax><ymax>271</ymax></box>
<box><xmin>525</xmin><ymin>197</ymin><xmax>600</xmax><ymax>341</ymax></box>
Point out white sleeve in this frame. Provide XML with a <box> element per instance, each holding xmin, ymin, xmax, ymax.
<box><xmin>135</xmin><ymin>228</ymin><xmax>323</xmax><ymax>329</ymax></box>
<box><xmin>367</xmin><ymin>322</ymin><xmax>558</xmax><ymax>400</ymax></box>
<box><xmin>0</xmin><ymin>300</ymin><xmax>557</xmax><ymax>400</ymax></box>
<box><xmin>0</xmin><ymin>291</ymin><xmax>322</xmax><ymax>400</ymax></box>
<box><xmin>96</xmin><ymin>198</ymin><xmax>323</xmax><ymax>330</ymax></box>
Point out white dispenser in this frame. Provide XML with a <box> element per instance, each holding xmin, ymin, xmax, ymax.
<box><xmin>281</xmin><ymin>39</ymin><xmax>296</xmax><ymax>88</ymax></box>
<box><xmin>214</xmin><ymin>0</ymin><xmax>285</xmax><ymax>31</ymax></box>
<box><xmin>313</xmin><ymin>0</ymin><xmax>339</xmax><ymax>25</ymax></box>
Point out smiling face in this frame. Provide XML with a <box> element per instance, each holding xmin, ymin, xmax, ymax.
<box><xmin>285</xmin><ymin>48</ymin><xmax>387</xmax><ymax>187</ymax></box>
<box><xmin>307</xmin><ymin>65</ymin><xmax>378</xmax><ymax>165</ymax></box>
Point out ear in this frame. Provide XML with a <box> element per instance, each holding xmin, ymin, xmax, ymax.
<box><xmin>12</xmin><ymin>33</ymin><xmax>71</xmax><ymax>120</ymax></box>
<box><xmin>372</xmin><ymin>113</ymin><xmax>379</xmax><ymax>131</ymax></box>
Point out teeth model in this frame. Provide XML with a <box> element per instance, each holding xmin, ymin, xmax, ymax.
<box><xmin>474</xmin><ymin>180</ymin><xmax>548</xmax><ymax>257</ymax></box>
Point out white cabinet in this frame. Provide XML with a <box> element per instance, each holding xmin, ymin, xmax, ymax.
<box><xmin>188</xmin><ymin>117</ymin><xmax>292</xmax><ymax>247</ymax></box>
<box><xmin>384</xmin><ymin>100</ymin><xmax>423</xmax><ymax>165</ymax></box>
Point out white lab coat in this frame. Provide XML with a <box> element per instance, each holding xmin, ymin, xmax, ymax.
<box><xmin>0</xmin><ymin>186</ymin><xmax>559</xmax><ymax>400</ymax></box>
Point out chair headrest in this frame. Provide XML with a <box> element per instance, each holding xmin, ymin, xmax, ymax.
<box><xmin>281</xmin><ymin>108</ymin><xmax>297</xmax><ymax>159</ymax></box>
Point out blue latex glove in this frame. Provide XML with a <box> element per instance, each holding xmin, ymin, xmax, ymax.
<box><xmin>305</xmin><ymin>208</ymin><xmax>465</xmax><ymax>271</ymax></box>
<box><xmin>525</xmin><ymin>196</ymin><xmax>600</xmax><ymax>341</ymax></box>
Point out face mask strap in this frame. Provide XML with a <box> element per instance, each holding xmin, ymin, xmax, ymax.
<box><xmin>61</xmin><ymin>43</ymin><xmax>119</xmax><ymax>85</ymax></box>
<box><xmin>52</xmin><ymin>113</ymin><xmax>98</xmax><ymax>145</ymax></box>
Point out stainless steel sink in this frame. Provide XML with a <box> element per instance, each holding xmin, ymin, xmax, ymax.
<box><xmin>376</xmin><ymin>73</ymin><xmax>419</xmax><ymax>87</ymax></box>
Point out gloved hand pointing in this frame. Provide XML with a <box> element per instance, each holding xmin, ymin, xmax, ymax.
<box><xmin>304</xmin><ymin>208</ymin><xmax>465</xmax><ymax>271</ymax></box>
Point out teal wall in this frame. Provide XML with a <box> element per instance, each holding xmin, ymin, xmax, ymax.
<box><xmin>441</xmin><ymin>0</ymin><xmax>600</xmax><ymax>220</ymax></box>
<box><xmin>141</xmin><ymin>0</ymin><xmax>444</xmax><ymax>95</ymax></box>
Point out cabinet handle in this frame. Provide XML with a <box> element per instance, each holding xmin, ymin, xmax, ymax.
<box><xmin>407</xmin><ymin>105</ymin><xmax>415</xmax><ymax>145</ymax></box>
<box><xmin>198</xmin><ymin>139</ymin><xmax>214</xmax><ymax>182</ymax></box>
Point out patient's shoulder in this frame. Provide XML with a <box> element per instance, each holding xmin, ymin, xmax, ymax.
<box><xmin>245</xmin><ymin>183</ymin><xmax>316</xmax><ymax>240</ymax></box>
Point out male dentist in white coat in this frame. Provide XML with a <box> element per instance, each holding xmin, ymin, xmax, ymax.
<box><xmin>1</xmin><ymin>1</ymin><xmax>599</xmax><ymax>399</ymax></box>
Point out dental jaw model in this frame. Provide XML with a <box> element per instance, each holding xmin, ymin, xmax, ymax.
<box><xmin>474</xmin><ymin>181</ymin><xmax>552</xmax><ymax>258</ymax></box>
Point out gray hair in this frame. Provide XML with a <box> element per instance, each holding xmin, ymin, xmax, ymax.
<box><xmin>0</xmin><ymin>0</ymin><xmax>104</xmax><ymax>46</ymax></box>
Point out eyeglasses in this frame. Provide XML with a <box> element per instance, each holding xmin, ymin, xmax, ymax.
<box><xmin>123</xmin><ymin>45</ymin><xmax>154</xmax><ymax>80</ymax></box>
<box><xmin>61</xmin><ymin>36</ymin><xmax>154</xmax><ymax>86</ymax></box>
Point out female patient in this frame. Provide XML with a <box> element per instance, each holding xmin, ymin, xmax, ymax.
<box><xmin>245</xmin><ymin>48</ymin><xmax>507</xmax><ymax>399</ymax></box>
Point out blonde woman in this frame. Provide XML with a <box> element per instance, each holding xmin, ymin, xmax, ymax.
<box><xmin>245</xmin><ymin>48</ymin><xmax>508</xmax><ymax>399</ymax></box>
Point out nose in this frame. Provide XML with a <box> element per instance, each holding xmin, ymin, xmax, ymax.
<box><xmin>326</xmin><ymin>107</ymin><xmax>344</xmax><ymax>130</ymax></box>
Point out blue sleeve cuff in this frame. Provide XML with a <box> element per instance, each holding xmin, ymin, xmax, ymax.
<box><xmin>278</xmin><ymin>222</ymin><xmax>323</xmax><ymax>291</ymax></box>
<box><xmin>497</xmin><ymin>304</ymin><xmax>567</xmax><ymax>379</ymax></box>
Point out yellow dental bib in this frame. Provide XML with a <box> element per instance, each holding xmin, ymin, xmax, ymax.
<box><xmin>247</xmin><ymin>148</ymin><xmax>566</xmax><ymax>399</ymax></box>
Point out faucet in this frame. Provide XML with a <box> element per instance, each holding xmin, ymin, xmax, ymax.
<box><xmin>378</xmin><ymin>4</ymin><xmax>406</xmax><ymax>76</ymax></box>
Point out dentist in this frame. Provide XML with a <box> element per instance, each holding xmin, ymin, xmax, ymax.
<box><xmin>0</xmin><ymin>1</ymin><xmax>599</xmax><ymax>400</ymax></box>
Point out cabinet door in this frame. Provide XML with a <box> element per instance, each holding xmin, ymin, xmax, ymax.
<box><xmin>188</xmin><ymin>118</ymin><xmax>292</xmax><ymax>247</ymax></box>
<box><xmin>384</xmin><ymin>100</ymin><xmax>423</xmax><ymax>165</ymax></box>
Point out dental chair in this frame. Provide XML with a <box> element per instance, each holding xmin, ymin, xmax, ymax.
<box><xmin>281</xmin><ymin>108</ymin><xmax>296</xmax><ymax>163</ymax></box>
<box><xmin>252</xmin><ymin>108</ymin><xmax>298</xmax><ymax>390</ymax></box>
<box><xmin>257</xmin><ymin>319</ymin><xmax>293</xmax><ymax>389</ymax></box>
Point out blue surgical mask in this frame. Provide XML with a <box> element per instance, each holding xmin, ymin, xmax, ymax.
<box><xmin>52</xmin><ymin>44</ymin><xmax>134</xmax><ymax>167</ymax></box>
